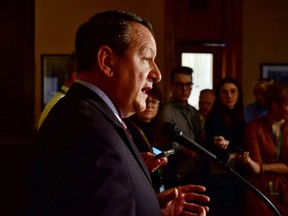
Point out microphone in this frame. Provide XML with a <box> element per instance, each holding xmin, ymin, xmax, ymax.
<box><xmin>162</xmin><ymin>122</ymin><xmax>219</xmax><ymax>162</ymax></box>
<box><xmin>162</xmin><ymin>122</ymin><xmax>281</xmax><ymax>216</ymax></box>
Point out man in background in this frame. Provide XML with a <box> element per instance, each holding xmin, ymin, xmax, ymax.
<box><xmin>198</xmin><ymin>89</ymin><xmax>215</xmax><ymax>130</ymax></box>
<box><xmin>162</xmin><ymin>66</ymin><xmax>203</xmax><ymax>187</ymax></box>
<box><xmin>244</xmin><ymin>78</ymin><xmax>273</xmax><ymax>124</ymax></box>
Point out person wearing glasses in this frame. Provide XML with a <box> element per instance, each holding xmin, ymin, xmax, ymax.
<box><xmin>161</xmin><ymin>66</ymin><xmax>203</xmax><ymax>188</ymax></box>
<box><xmin>124</xmin><ymin>84</ymin><xmax>167</xmax><ymax>193</ymax></box>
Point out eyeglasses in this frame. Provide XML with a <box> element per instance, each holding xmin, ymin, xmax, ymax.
<box><xmin>146</xmin><ymin>98</ymin><xmax>160</xmax><ymax>108</ymax></box>
<box><xmin>173</xmin><ymin>82</ymin><xmax>193</xmax><ymax>89</ymax></box>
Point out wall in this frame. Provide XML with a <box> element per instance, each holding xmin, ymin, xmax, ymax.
<box><xmin>35</xmin><ymin>0</ymin><xmax>288</xmax><ymax>119</ymax></box>
<box><xmin>242</xmin><ymin>0</ymin><xmax>288</xmax><ymax>105</ymax></box>
<box><xmin>35</xmin><ymin>0</ymin><xmax>165</xmax><ymax>122</ymax></box>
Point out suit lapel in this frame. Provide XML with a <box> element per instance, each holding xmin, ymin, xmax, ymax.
<box><xmin>68</xmin><ymin>84</ymin><xmax>152</xmax><ymax>185</ymax></box>
<box><xmin>117</xmin><ymin>121</ymin><xmax>153</xmax><ymax>184</ymax></box>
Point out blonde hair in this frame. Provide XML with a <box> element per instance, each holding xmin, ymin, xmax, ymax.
<box><xmin>265</xmin><ymin>82</ymin><xmax>288</xmax><ymax>110</ymax></box>
<box><xmin>253</xmin><ymin>78</ymin><xmax>273</xmax><ymax>94</ymax></box>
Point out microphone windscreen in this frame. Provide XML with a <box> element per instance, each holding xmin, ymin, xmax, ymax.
<box><xmin>162</xmin><ymin>122</ymin><xmax>182</xmax><ymax>140</ymax></box>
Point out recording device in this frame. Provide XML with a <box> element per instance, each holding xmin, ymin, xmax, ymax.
<box><xmin>152</xmin><ymin>147</ymin><xmax>175</xmax><ymax>160</ymax></box>
<box><xmin>162</xmin><ymin>122</ymin><xmax>281</xmax><ymax>216</ymax></box>
<box><xmin>162</xmin><ymin>122</ymin><xmax>219</xmax><ymax>161</ymax></box>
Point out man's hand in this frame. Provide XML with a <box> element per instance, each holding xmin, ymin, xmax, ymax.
<box><xmin>158</xmin><ymin>185</ymin><xmax>210</xmax><ymax>216</ymax></box>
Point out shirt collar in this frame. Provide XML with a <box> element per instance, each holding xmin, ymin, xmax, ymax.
<box><xmin>75</xmin><ymin>79</ymin><xmax>122</xmax><ymax>122</ymax></box>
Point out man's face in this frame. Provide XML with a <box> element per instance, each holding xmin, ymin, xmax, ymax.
<box><xmin>199</xmin><ymin>92</ymin><xmax>215</xmax><ymax>117</ymax></box>
<box><xmin>111</xmin><ymin>22</ymin><xmax>161</xmax><ymax>118</ymax></box>
<box><xmin>254</xmin><ymin>88</ymin><xmax>266</xmax><ymax>108</ymax></box>
<box><xmin>171</xmin><ymin>73</ymin><xmax>193</xmax><ymax>103</ymax></box>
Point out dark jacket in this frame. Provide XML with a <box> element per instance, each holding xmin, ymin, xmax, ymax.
<box><xmin>29</xmin><ymin>83</ymin><xmax>161</xmax><ymax>216</ymax></box>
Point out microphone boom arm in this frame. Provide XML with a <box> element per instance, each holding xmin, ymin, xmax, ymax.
<box><xmin>163</xmin><ymin>123</ymin><xmax>281</xmax><ymax>216</ymax></box>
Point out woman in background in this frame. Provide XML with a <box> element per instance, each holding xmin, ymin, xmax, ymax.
<box><xmin>239</xmin><ymin>82</ymin><xmax>288</xmax><ymax>216</ymax></box>
<box><xmin>204</xmin><ymin>77</ymin><xmax>246</xmax><ymax>216</ymax></box>
<box><xmin>124</xmin><ymin>84</ymin><xmax>167</xmax><ymax>192</ymax></box>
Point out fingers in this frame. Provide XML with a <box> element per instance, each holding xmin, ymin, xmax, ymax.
<box><xmin>181</xmin><ymin>205</ymin><xmax>208</xmax><ymax>216</ymax></box>
<box><xmin>157</xmin><ymin>187</ymin><xmax>178</xmax><ymax>208</ymax></box>
<box><xmin>145</xmin><ymin>159</ymin><xmax>162</xmax><ymax>172</ymax></box>
<box><xmin>159</xmin><ymin>156</ymin><xmax>168</xmax><ymax>165</ymax></box>
<box><xmin>140</xmin><ymin>151</ymin><xmax>155</xmax><ymax>160</ymax></box>
<box><xmin>183</xmin><ymin>192</ymin><xmax>210</xmax><ymax>204</ymax></box>
<box><xmin>236</xmin><ymin>151</ymin><xmax>250</xmax><ymax>163</ymax></box>
<box><xmin>177</xmin><ymin>184</ymin><xmax>206</xmax><ymax>193</ymax></box>
<box><xmin>213</xmin><ymin>136</ymin><xmax>229</xmax><ymax>150</ymax></box>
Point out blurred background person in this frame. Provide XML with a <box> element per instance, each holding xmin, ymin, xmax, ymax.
<box><xmin>198</xmin><ymin>89</ymin><xmax>215</xmax><ymax>143</ymax></box>
<box><xmin>198</xmin><ymin>89</ymin><xmax>215</xmax><ymax>129</ymax></box>
<box><xmin>161</xmin><ymin>66</ymin><xmax>202</xmax><ymax>188</ymax></box>
<box><xmin>124</xmin><ymin>84</ymin><xmax>167</xmax><ymax>193</ymax></box>
<box><xmin>204</xmin><ymin>77</ymin><xmax>246</xmax><ymax>216</ymax></box>
<box><xmin>244</xmin><ymin>78</ymin><xmax>273</xmax><ymax>124</ymax></box>
<box><xmin>37</xmin><ymin>51</ymin><xmax>77</xmax><ymax>129</ymax></box>
<box><xmin>239</xmin><ymin>81</ymin><xmax>288</xmax><ymax>216</ymax></box>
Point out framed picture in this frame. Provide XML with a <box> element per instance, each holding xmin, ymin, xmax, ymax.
<box><xmin>260</xmin><ymin>63</ymin><xmax>288</xmax><ymax>84</ymax></box>
<box><xmin>41</xmin><ymin>54</ymin><xmax>70</xmax><ymax>109</ymax></box>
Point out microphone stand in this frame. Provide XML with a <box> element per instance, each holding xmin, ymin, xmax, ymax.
<box><xmin>163</xmin><ymin>123</ymin><xmax>281</xmax><ymax>216</ymax></box>
<box><xmin>214</xmin><ymin>158</ymin><xmax>281</xmax><ymax>216</ymax></box>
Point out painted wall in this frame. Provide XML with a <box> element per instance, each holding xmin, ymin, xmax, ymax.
<box><xmin>35</xmin><ymin>0</ymin><xmax>288</xmax><ymax>122</ymax></box>
<box><xmin>35</xmin><ymin>0</ymin><xmax>165</xmax><ymax>122</ymax></box>
<box><xmin>242</xmin><ymin>0</ymin><xmax>288</xmax><ymax>105</ymax></box>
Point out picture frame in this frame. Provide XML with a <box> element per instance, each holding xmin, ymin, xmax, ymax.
<box><xmin>260</xmin><ymin>63</ymin><xmax>288</xmax><ymax>84</ymax></box>
<box><xmin>41</xmin><ymin>54</ymin><xmax>70</xmax><ymax>109</ymax></box>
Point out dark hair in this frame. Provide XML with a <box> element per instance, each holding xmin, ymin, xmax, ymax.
<box><xmin>212</xmin><ymin>77</ymin><xmax>244</xmax><ymax>128</ymax></box>
<box><xmin>65</xmin><ymin>51</ymin><xmax>77</xmax><ymax>80</ymax></box>
<box><xmin>147</xmin><ymin>84</ymin><xmax>162</xmax><ymax>101</ymax></box>
<box><xmin>170</xmin><ymin>66</ymin><xmax>193</xmax><ymax>83</ymax></box>
<box><xmin>200</xmin><ymin>88</ymin><xmax>215</xmax><ymax>96</ymax></box>
<box><xmin>265</xmin><ymin>82</ymin><xmax>288</xmax><ymax>111</ymax></box>
<box><xmin>75</xmin><ymin>10</ymin><xmax>154</xmax><ymax>71</ymax></box>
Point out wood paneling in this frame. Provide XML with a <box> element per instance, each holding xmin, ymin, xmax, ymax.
<box><xmin>0</xmin><ymin>0</ymin><xmax>34</xmax><ymax>214</ymax></box>
<box><xmin>0</xmin><ymin>0</ymin><xmax>35</xmax><ymax>143</ymax></box>
<box><xmin>164</xmin><ymin>0</ymin><xmax>242</xmax><ymax>94</ymax></box>
<box><xmin>175</xmin><ymin>0</ymin><xmax>225</xmax><ymax>42</ymax></box>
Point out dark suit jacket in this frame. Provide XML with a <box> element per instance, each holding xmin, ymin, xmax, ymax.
<box><xmin>30</xmin><ymin>83</ymin><xmax>161</xmax><ymax>216</ymax></box>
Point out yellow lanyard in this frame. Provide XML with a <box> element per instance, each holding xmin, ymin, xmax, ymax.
<box><xmin>272</xmin><ymin>123</ymin><xmax>283</xmax><ymax>161</ymax></box>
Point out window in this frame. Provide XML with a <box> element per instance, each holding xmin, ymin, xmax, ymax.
<box><xmin>181</xmin><ymin>53</ymin><xmax>213</xmax><ymax>109</ymax></box>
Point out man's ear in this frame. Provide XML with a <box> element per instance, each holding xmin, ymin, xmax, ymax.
<box><xmin>97</xmin><ymin>45</ymin><xmax>114</xmax><ymax>77</ymax></box>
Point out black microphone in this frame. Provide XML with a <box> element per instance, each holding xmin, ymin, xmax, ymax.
<box><xmin>162</xmin><ymin>122</ymin><xmax>218</xmax><ymax>162</ymax></box>
<box><xmin>162</xmin><ymin>122</ymin><xmax>281</xmax><ymax>216</ymax></box>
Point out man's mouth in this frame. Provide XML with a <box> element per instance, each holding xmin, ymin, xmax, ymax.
<box><xmin>141</xmin><ymin>86</ymin><xmax>152</xmax><ymax>94</ymax></box>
